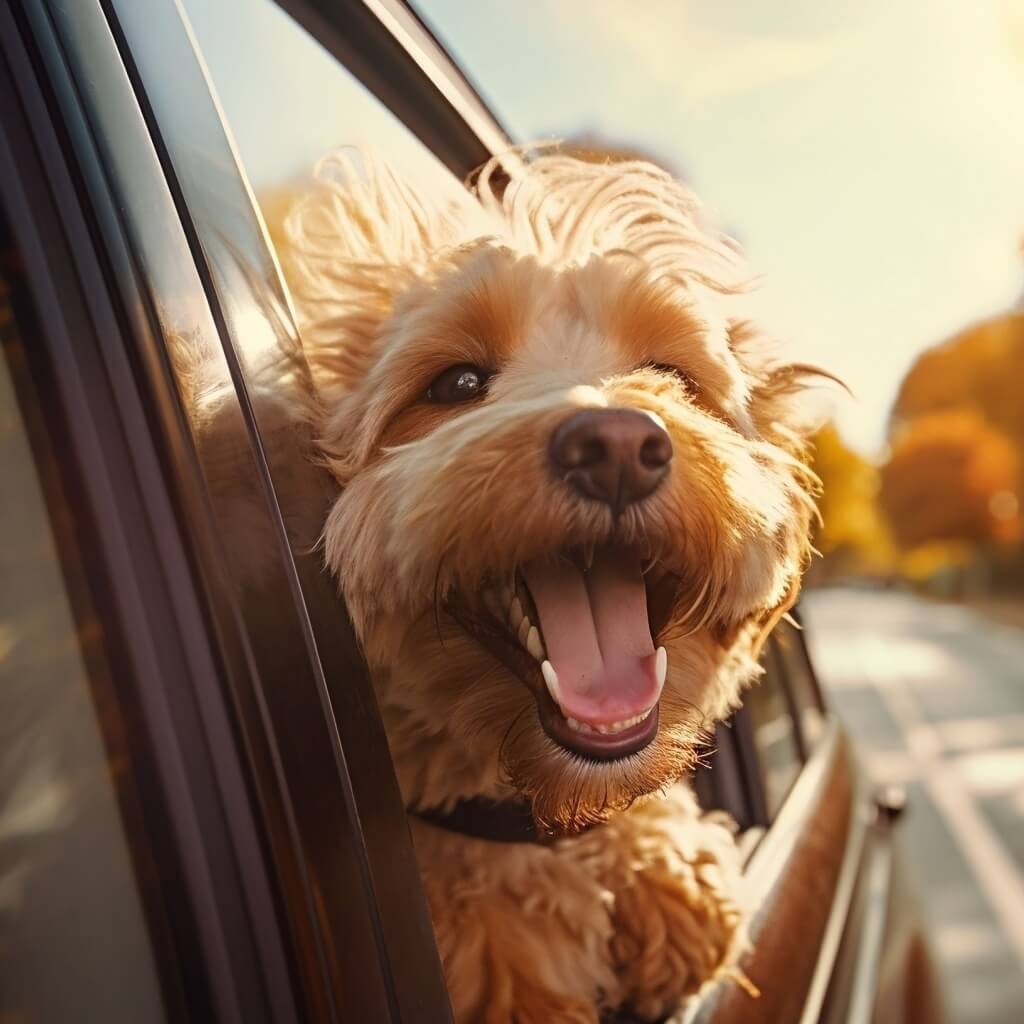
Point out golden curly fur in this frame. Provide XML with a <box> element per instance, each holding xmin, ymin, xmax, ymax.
<box><xmin>283</xmin><ymin>148</ymin><xmax>824</xmax><ymax>1021</ymax></box>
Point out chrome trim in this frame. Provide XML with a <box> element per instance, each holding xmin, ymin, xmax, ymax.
<box><xmin>796</xmin><ymin>742</ymin><xmax>871</xmax><ymax>1024</ymax></box>
<box><xmin>364</xmin><ymin>0</ymin><xmax>511</xmax><ymax>157</ymax></box>
<box><xmin>846</xmin><ymin>837</ymin><xmax>894</xmax><ymax>1024</ymax></box>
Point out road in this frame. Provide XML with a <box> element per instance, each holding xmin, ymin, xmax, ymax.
<box><xmin>802</xmin><ymin>587</ymin><xmax>1024</xmax><ymax>1024</ymax></box>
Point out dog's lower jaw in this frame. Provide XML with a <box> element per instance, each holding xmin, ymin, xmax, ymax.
<box><xmin>411</xmin><ymin>783</ymin><xmax>748</xmax><ymax>1024</ymax></box>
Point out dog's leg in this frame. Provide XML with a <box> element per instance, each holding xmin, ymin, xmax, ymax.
<box><xmin>411</xmin><ymin>817</ymin><xmax>619</xmax><ymax>1023</ymax></box>
<box><xmin>564</xmin><ymin>784</ymin><xmax>748</xmax><ymax>1022</ymax></box>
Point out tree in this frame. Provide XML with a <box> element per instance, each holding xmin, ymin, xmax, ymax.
<box><xmin>808</xmin><ymin>424</ymin><xmax>894</xmax><ymax>579</ymax></box>
<box><xmin>879</xmin><ymin>410</ymin><xmax>1021</xmax><ymax>549</ymax></box>
<box><xmin>890</xmin><ymin>313</ymin><xmax>1024</xmax><ymax>451</ymax></box>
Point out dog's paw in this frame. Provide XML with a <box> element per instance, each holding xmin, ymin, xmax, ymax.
<box><xmin>412</xmin><ymin>819</ymin><xmax>617</xmax><ymax>1023</ymax></box>
<box><xmin>608</xmin><ymin>835</ymin><xmax>746</xmax><ymax>1020</ymax></box>
<box><xmin>566</xmin><ymin>787</ymin><xmax>748</xmax><ymax>1022</ymax></box>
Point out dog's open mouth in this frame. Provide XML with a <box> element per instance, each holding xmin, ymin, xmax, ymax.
<box><xmin>450</xmin><ymin>545</ymin><xmax>679</xmax><ymax>761</ymax></box>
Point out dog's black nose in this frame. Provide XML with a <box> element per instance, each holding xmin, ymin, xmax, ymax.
<box><xmin>550</xmin><ymin>408</ymin><xmax>672</xmax><ymax>511</ymax></box>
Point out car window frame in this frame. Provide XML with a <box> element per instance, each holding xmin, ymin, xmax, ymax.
<box><xmin>17</xmin><ymin>0</ymin><xmax>475</xmax><ymax>1019</ymax></box>
<box><xmin>272</xmin><ymin>0</ymin><xmax>511</xmax><ymax>177</ymax></box>
<box><xmin>101</xmin><ymin>0</ymin><xmax>465</xmax><ymax>1017</ymax></box>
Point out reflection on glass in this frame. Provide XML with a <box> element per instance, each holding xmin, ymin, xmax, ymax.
<box><xmin>746</xmin><ymin>661</ymin><xmax>802</xmax><ymax>818</ymax></box>
<box><xmin>773</xmin><ymin>619</ymin><xmax>826</xmax><ymax>749</ymax></box>
<box><xmin>0</xmin><ymin>268</ymin><xmax>165</xmax><ymax>1022</ymax></box>
<box><xmin>183</xmin><ymin>0</ymin><xmax>467</xmax><ymax>213</ymax></box>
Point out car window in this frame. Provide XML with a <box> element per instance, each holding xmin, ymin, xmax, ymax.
<box><xmin>772</xmin><ymin>617</ymin><xmax>827</xmax><ymax>750</ymax></box>
<box><xmin>0</xmin><ymin>245</ymin><xmax>166</xmax><ymax>1023</ymax></box>
<box><xmin>182</xmin><ymin>0</ymin><xmax>469</xmax><ymax>233</ymax></box>
<box><xmin>101</xmin><ymin>0</ymin><xmax>457</xmax><ymax>1015</ymax></box>
<box><xmin>745</xmin><ymin>647</ymin><xmax>803</xmax><ymax>818</ymax></box>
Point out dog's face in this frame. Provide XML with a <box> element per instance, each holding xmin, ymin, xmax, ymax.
<box><xmin>294</xmin><ymin>155</ymin><xmax>819</xmax><ymax>831</ymax></box>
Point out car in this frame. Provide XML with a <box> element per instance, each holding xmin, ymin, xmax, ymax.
<box><xmin>0</xmin><ymin>0</ymin><xmax>945</xmax><ymax>1020</ymax></box>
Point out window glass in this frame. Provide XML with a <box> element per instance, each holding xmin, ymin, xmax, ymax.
<box><xmin>746</xmin><ymin>649</ymin><xmax>803</xmax><ymax>818</ymax></box>
<box><xmin>182</xmin><ymin>0</ymin><xmax>469</xmax><ymax>237</ymax></box>
<box><xmin>773</xmin><ymin>617</ymin><xmax>826</xmax><ymax>749</ymax></box>
<box><xmin>0</xmin><ymin>254</ymin><xmax>166</xmax><ymax>1022</ymax></box>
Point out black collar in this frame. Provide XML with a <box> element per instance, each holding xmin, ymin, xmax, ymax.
<box><xmin>411</xmin><ymin>797</ymin><xmax>553</xmax><ymax>844</ymax></box>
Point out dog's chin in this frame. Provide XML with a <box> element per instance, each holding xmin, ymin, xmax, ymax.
<box><xmin>446</xmin><ymin>541</ymin><xmax>684</xmax><ymax>765</ymax></box>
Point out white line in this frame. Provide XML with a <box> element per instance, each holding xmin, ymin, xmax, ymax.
<box><xmin>876</xmin><ymin>676</ymin><xmax>1024</xmax><ymax>967</ymax></box>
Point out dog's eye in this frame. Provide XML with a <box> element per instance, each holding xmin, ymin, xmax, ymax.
<box><xmin>427</xmin><ymin>364</ymin><xmax>491</xmax><ymax>404</ymax></box>
<box><xmin>645</xmin><ymin>362</ymin><xmax>695</xmax><ymax>390</ymax></box>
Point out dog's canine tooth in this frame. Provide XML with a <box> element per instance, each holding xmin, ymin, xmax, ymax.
<box><xmin>517</xmin><ymin>617</ymin><xmax>531</xmax><ymax>646</ymax></box>
<box><xmin>509</xmin><ymin>597</ymin><xmax>524</xmax><ymax>627</ymax></box>
<box><xmin>541</xmin><ymin>660</ymin><xmax>561</xmax><ymax>704</ymax></box>
<box><xmin>526</xmin><ymin>626</ymin><xmax>545</xmax><ymax>660</ymax></box>
<box><xmin>655</xmin><ymin>646</ymin><xmax>667</xmax><ymax>690</ymax></box>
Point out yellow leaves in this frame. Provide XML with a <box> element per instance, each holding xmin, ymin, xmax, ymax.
<box><xmin>808</xmin><ymin>424</ymin><xmax>896</xmax><ymax>578</ymax></box>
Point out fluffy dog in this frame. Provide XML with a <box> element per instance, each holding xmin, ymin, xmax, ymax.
<box><xmin>284</xmin><ymin>150</ymin><xmax>822</xmax><ymax>1022</ymax></box>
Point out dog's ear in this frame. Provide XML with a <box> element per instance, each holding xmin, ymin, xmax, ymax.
<box><xmin>726</xmin><ymin>317</ymin><xmax>844</xmax><ymax>448</ymax></box>
<box><xmin>278</xmin><ymin>150</ymin><xmax>473</xmax><ymax>411</ymax></box>
<box><xmin>748</xmin><ymin>572</ymin><xmax>802</xmax><ymax>662</ymax></box>
<box><xmin>712</xmin><ymin>317</ymin><xmax>836</xmax><ymax>669</ymax></box>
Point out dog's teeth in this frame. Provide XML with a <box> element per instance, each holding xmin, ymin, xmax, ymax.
<box><xmin>526</xmin><ymin>625</ymin><xmax>545</xmax><ymax>660</ymax></box>
<box><xmin>517</xmin><ymin>616</ymin><xmax>531</xmax><ymax>646</ymax></box>
<box><xmin>541</xmin><ymin>660</ymin><xmax>561</xmax><ymax>704</ymax></box>
<box><xmin>564</xmin><ymin>707</ymin><xmax>656</xmax><ymax>736</ymax></box>
<box><xmin>509</xmin><ymin>597</ymin><xmax>524</xmax><ymax>627</ymax></box>
<box><xmin>655</xmin><ymin>646</ymin><xmax>667</xmax><ymax>691</ymax></box>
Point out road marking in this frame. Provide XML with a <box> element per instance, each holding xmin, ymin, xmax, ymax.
<box><xmin>874</xmin><ymin>665</ymin><xmax>1024</xmax><ymax>968</ymax></box>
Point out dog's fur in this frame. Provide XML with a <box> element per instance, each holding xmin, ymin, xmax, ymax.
<box><xmin>283</xmin><ymin>150</ymin><xmax>823</xmax><ymax>1022</ymax></box>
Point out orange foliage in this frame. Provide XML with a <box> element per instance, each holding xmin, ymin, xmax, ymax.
<box><xmin>809</xmin><ymin>424</ymin><xmax>894</xmax><ymax>576</ymax></box>
<box><xmin>880</xmin><ymin>409</ymin><xmax>1021</xmax><ymax>549</ymax></box>
<box><xmin>891</xmin><ymin>313</ymin><xmax>1024</xmax><ymax>449</ymax></box>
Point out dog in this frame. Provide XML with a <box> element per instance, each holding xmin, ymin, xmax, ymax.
<box><xmin>282</xmin><ymin>149</ymin><xmax>823</xmax><ymax>1022</ymax></box>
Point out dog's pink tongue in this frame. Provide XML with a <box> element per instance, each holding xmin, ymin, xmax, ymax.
<box><xmin>522</xmin><ymin>548</ymin><xmax>661</xmax><ymax>725</ymax></box>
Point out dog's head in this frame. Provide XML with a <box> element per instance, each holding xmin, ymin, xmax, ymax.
<box><xmin>287</xmin><ymin>151</ymin><xmax>823</xmax><ymax>831</ymax></box>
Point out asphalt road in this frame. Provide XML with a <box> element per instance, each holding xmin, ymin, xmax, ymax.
<box><xmin>802</xmin><ymin>587</ymin><xmax>1024</xmax><ymax>1024</ymax></box>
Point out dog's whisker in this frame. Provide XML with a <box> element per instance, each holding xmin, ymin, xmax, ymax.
<box><xmin>432</xmin><ymin>555</ymin><xmax>450</xmax><ymax>652</ymax></box>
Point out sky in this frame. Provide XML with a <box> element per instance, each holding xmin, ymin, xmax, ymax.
<box><xmin>417</xmin><ymin>0</ymin><xmax>1024</xmax><ymax>456</ymax></box>
<box><xmin>186</xmin><ymin>0</ymin><xmax>1024</xmax><ymax>458</ymax></box>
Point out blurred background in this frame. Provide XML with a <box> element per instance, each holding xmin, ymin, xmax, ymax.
<box><xmin>407</xmin><ymin>1</ymin><xmax>1024</xmax><ymax>1021</ymax></box>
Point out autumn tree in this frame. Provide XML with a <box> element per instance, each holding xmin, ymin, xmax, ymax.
<box><xmin>890</xmin><ymin>313</ymin><xmax>1024</xmax><ymax>451</ymax></box>
<box><xmin>880</xmin><ymin>410</ymin><xmax>1021</xmax><ymax>549</ymax></box>
<box><xmin>808</xmin><ymin>424</ymin><xmax>894</xmax><ymax>579</ymax></box>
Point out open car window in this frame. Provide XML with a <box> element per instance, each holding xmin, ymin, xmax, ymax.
<box><xmin>92</xmin><ymin>0</ymin><xmax>460</xmax><ymax>1016</ymax></box>
<box><xmin>183</xmin><ymin>0</ymin><xmax>471</xmax><ymax>209</ymax></box>
<box><xmin>747</xmin><ymin>643</ymin><xmax>805</xmax><ymax>818</ymax></box>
